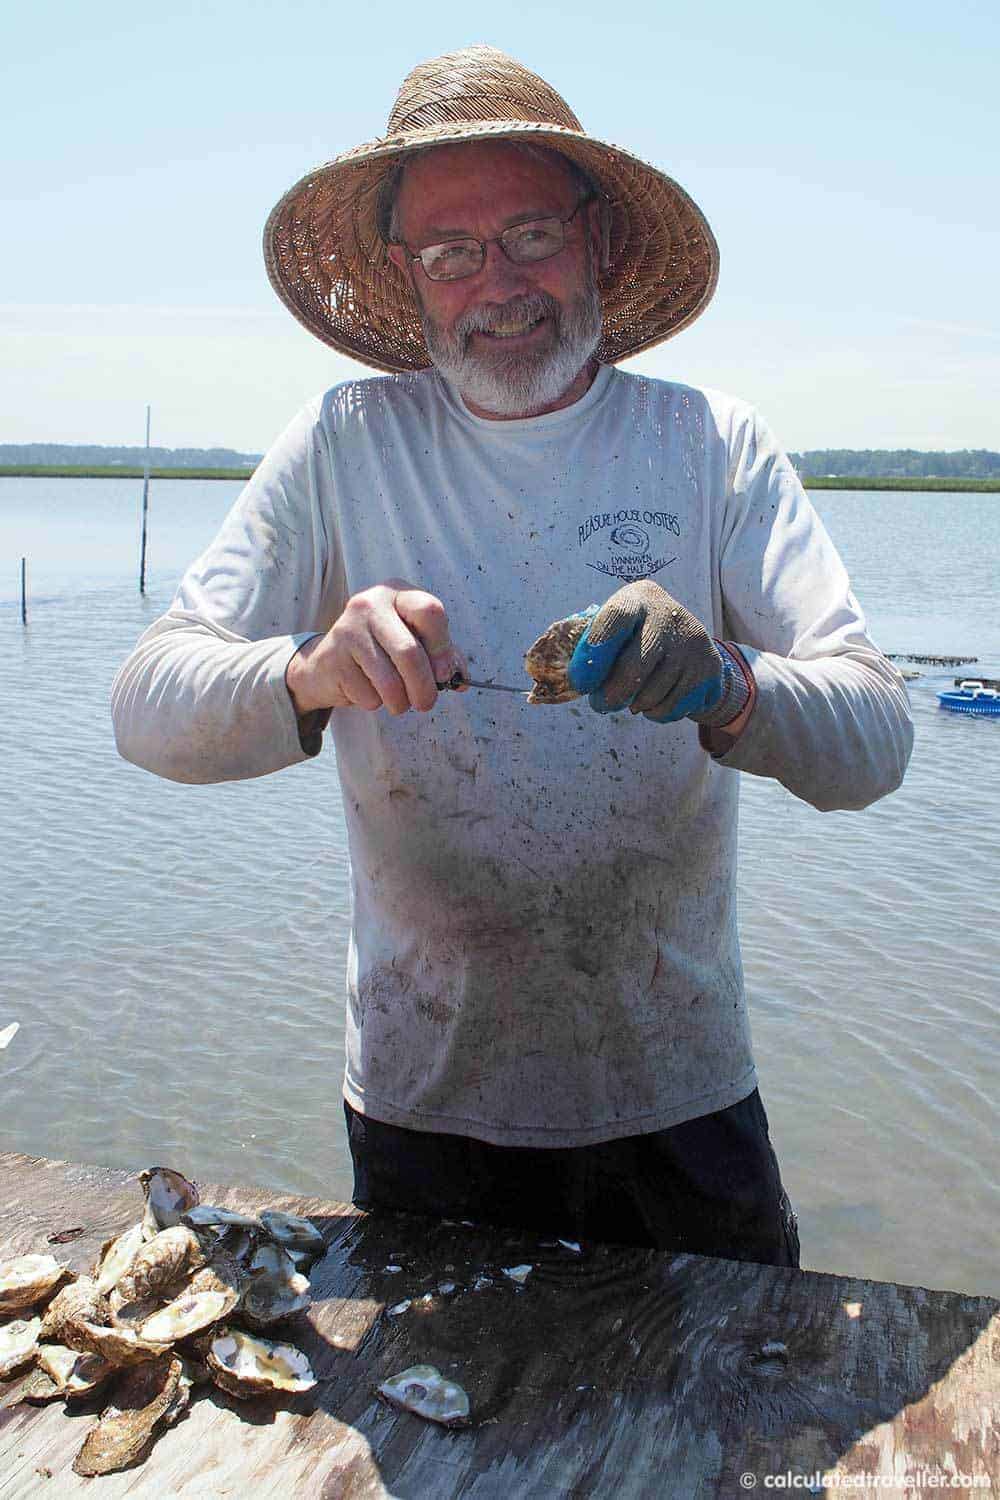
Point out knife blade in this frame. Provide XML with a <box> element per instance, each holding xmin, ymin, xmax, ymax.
<box><xmin>436</xmin><ymin>671</ymin><xmax>527</xmax><ymax>695</ymax></box>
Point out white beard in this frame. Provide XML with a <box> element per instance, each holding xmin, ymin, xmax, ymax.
<box><xmin>419</xmin><ymin>262</ymin><xmax>603</xmax><ymax>418</ymax></box>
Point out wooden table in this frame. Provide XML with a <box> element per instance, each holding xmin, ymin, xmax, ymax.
<box><xmin>1</xmin><ymin>1153</ymin><xmax>997</xmax><ymax>1497</ymax></box>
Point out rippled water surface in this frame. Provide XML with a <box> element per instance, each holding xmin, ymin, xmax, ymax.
<box><xmin>2</xmin><ymin>479</ymin><xmax>998</xmax><ymax>1297</ymax></box>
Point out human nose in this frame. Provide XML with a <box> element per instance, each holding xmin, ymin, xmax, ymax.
<box><xmin>475</xmin><ymin>236</ymin><xmax>533</xmax><ymax>297</ymax></box>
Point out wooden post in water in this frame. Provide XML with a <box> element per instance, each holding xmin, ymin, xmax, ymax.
<box><xmin>20</xmin><ymin>557</ymin><xmax>27</xmax><ymax>625</ymax></box>
<box><xmin>138</xmin><ymin>404</ymin><xmax>151</xmax><ymax>595</ymax></box>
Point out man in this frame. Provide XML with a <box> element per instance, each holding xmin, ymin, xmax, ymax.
<box><xmin>112</xmin><ymin>46</ymin><xmax>913</xmax><ymax>1268</ymax></box>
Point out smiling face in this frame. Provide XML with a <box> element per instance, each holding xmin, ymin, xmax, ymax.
<box><xmin>387</xmin><ymin>141</ymin><xmax>604</xmax><ymax>418</ymax></box>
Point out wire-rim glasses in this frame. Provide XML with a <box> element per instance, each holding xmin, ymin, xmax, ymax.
<box><xmin>399</xmin><ymin>197</ymin><xmax>593</xmax><ymax>283</ymax></box>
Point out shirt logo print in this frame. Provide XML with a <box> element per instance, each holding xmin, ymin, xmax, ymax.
<box><xmin>578</xmin><ymin>508</ymin><xmax>681</xmax><ymax>581</ymax></box>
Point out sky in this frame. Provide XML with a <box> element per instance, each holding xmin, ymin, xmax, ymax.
<box><xmin>4</xmin><ymin>0</ymin><xmax>998</xmax><ymax>454</ymax></box>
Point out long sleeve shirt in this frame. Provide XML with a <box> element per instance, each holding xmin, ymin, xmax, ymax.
<box><xmin>111</xmin><ymin>365</ymin><xmax>913</xmax><ymax>1146</ymax></box>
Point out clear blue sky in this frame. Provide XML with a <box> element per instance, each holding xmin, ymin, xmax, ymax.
<box><xmin>4</xmin><ymin>0</ymin><xmax>998</xmax><ymax>452</ymax></box>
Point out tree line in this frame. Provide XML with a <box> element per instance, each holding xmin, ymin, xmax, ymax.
<box><xmin>0</xmin><ymin>443</ymin><xmax>262</xmax><ymax>468</ymax></box>
<box><xmin>789</xmin><ymin>449</ymin><xmax>1000</xmax><ymax>479</ymax></box>
<box><xmin>3</xmin><ymin>442</ymin><xmax>999</xmax><ymax>479</ymax></box>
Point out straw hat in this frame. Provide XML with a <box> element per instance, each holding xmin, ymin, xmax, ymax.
<box><xmin>263</xmin><ymin>44</ymin><xmax>719</xmax><ymax>373</ymax></box>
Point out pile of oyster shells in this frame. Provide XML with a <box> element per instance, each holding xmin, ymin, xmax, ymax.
<box><xmin>0</xmin><ymin>1167</ymin><xmax>323</xmax><ymax>1476</ymax></box>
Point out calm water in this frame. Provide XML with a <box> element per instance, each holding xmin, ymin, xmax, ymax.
<box><xmin>2</xmin><ymin>478</ymin><xmax>998</xmax><ymax>1298</ymax></box>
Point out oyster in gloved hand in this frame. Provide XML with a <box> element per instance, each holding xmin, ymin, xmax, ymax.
<box><xmin>523</xmin><ymin>605</ymin><xmax>599</xmax><ymax>704</ymax></box>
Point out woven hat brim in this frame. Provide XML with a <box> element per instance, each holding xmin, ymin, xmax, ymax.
<box><xmin>263</xmin><ymin>121</ymin><xmax>719</xmax><ymax>374</ymax></box>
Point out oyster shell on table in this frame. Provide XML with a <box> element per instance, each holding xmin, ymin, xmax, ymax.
<box><xmin>40</xmin><ymin>1275</ymin><xmax>109</xmax><ymax>1342</ymax></box>
<box><xmin>241</xmin><ymin>1243</ymin><xmax>311</xmax><ymax>1329</ymax></box>
<box><xmin>182</xmin><ymin>1205</ymin><xmax>262</xmax><ymax>1236</ymax></box>
<box><xmin>72</xmin><ymin>1353</ymin><xmax>183</xmax><ymax>1477</ymax></box>
<box><xmin>161</xmin><ymin>1360</ymin><xmax>194</xmax><ymax>1427</ymax></box>
<box><xmin>71</xmin><ymin>1320</ymin><xmax>173</xmax><ymax>1368</ymax></box>
<box><xmin>259</xmin><ymin>1210</ymin><xmax>325</xmax><ymax>1258</ymax></box>
<box><xmin>0</xmin><ymin>1253</ymin><xmax>70</xmax><ymax>1313</ymax></box>
<box><xmin>285</xmin><ymin>1247</ymin><xmax>318</xmax><ymax>1273</ymax></box>
<box><xmin>139</xmin><ymin>1167</ymin><xmax>200</xmax><ymax>1240</ymax></box>
<box><xmin>37</xmin><ymin>1344</ymin><xmax>115</xmax><ymax>1398</ymax></box>
<box><xmin>114</xmin><ymin>1225</ymin><xmax>204</xmax><ymax>1307</ymax></box>
<box><xmin>0</xmin><ymin>1315</ymin><xmax>42</xmax><ymax>1378</ymax></box>
<box><xmin>377</xmin><ymin>1364</ymin><xmax>470</xmax><ymax>1427</ymax></box>
<box><xmin>207</xmin><ymin>1327</ymin><xmax>316</xmax><ymax>1399</ymax></box>
<box><xmin>137</xmin><ymin>1256</ymin><xmax>244</xmax><ymax>1344</ymax></box>
<box><xmin>17</xmin><ymin>1367</ymin><xmax>64</xmax><ymax>1404</ymax></box>
<box><xmin>137</xmin><ymin>1289</ymin><xmax>236</xmax><ymax>1345</ymax></box>
<box><xmin>523</xmin><ymin>606</ymin><xmax>598</xmax><ymax>705</ymax></box>
<box><xmin>93</xmin><ymin>1223</ymin><xmax>145</xmax><ymax>1295</ymax></box>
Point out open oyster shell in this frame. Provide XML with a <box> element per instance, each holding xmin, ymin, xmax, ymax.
<box><xmin>241</xmin><ymin>1244</ymin><xmax>310</xmax><ymax>1329</ymax></box>
<box><xmin>0</xmin><ymin>1253</ymin><xmax>69</xmax><ymax>1314</ymax></box>
<box><xmin>377</xmin><ymin>1364</ymin><xmax>470</xmax><ymax>1427</ymax></box>
<box><xmin>140</xmin><ymin>1168</ymin><xmax>200</xmax><ymax>1240</ymax></box>
<box><xmin>94</xmin><ymin>1223</ymin><xmax>145</xmax><ymax>1295</ymax></box>
<box><xmin>73</xmin><ymin>1354</ymin><xmax>182</xmax><ymax>1477</ymax></box>
<box><xmin>523</xmin><ymin>606</ymin><xmax>597</xmax><ymax>704</ymax></box>
<box><xmin>259</xmin><ymin>1210</ymin><xmax>325</xmax><ymax>1258</ymax></box>
<box><xmin>207</xmin><ymin>1328</ymin><xmax>315</xmax><ymax>1399</ymax></box>
<box><xmin>38</xmin><ymin>1344</ymin><xmax>115</xmax><ymax>1398</ymax></box>
<box><xmin>181</xmin><ymin>1210</ymin><xmax>266</xmax><ymax>1271</ymax></box>
<box><xmin>139</xmin><ymin>1289</ymin><xmax>234</xmax><ymax>1344</ymax></box>
<box><xmin>0</xmin><ymin>1315</ymin><xmax>42</xmax><ymax>1378</ymax></box>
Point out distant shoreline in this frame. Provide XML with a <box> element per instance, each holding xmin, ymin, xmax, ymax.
<box><xmin>0</xmin><ymin>465</ymin><xmax>998</xmax><ymax>492</ymax></box>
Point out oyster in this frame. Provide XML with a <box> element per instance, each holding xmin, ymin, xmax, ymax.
<box><xmin>189</xmin><ymin>1252</ymin><xmax>246</xmax><ymax>1302</ymax></box>
<box><xmin>259</xmin><ymin>1210</ymin><xmax>325</xmax><ymax>1257</ymax></box>
<box><xmin>94</xmin><ymin>1223</ymin><xmax>145</xmax><ymax>1294</ymax></box>
<box><xmin>40</xmin><ymin>1275</ymin><xmax>108</xmax><ymax>1342</ymax></box>
<box><xmin>38</xmin><ymin>1344</ymin><xmax>115</xmax><ymax>1398</ymax></box>
<box><xmin>73</xmin><ymin>1353</ymin><xmax>182</xmax><ymax>1476</ymax></box>
<box><xmin>139</xmin><ymin>1167</ymin><xmax>199</xmax><ymax>1240</ymax></box>
<box><xmin>109</xmin><ymin>1291</ymin><xmax>162</xmax><ymax>1329</ymax></box>
<box><xmin>377</xmin><ymin>1364</ymin><xmax>470</xmax><ymax>1427</ymax></box>
<box><xmin>72</xmin><ymin>1319</ymin><xmax>173</xmax><ymax>1368</ymax></box>
<box><xmin>137</xmin><ymin>1255</ymin><xmax>244</xmax><ymax>1345</ymax></box>
<box><xmin>241</xmin><ymin>1243</ymin><xmax>310</xmax><ymax>1328</ymax></box>
<box><xmin>523</xmin><ymin>606</ymin><xmax>597</xmax><ymax>704</ymax></box>
<box><xmin>215</xmin><ymin>1225</ymin><xmax>256</xmax><ymax>1265</ymax></box>
<box><xmin>138</xmin><ymin>1289</ymin><xmax>235</xmax><ymax>1344</ymax></box>
<box><xmin>18</xmin><ymin>1367</ymin><xmax>64</xmax><ymax>1404</ymax></box>
<box><xmin>183</xmin><ymin>1205</ymin><xmax>262</xmax><ymax>1233</ymax></box>
<box><xmin>161</xmin><ymin>1361</ymin><xmax>193</xmax><ymax>1427</ymax></box>
<box><xmin>286</xmin><ymin>1247</ymin><xmax>317</xmax><ymax>1273</ymax></box>
<box><xmin>207</xmin><ymin>1328</ymin><xmax>315</xmax><ymax>1399</ymax></box>
<box><xmin>0</xmin><ymin>1315</ymin><xmax>42</xmax><ymax>1378</ymax></box>
<box><xmin>0</xmin><ymin>1253</ymin><xmax>68</xmax><ymax>1313</ymax></box>
<box><xmin>115</xmin><ymin>1225</ymin><xmax>203</xmax><ymax>1305</ymax></box>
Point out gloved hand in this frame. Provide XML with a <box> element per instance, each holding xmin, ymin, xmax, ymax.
<box><xmin>566</xmin><ymin>580</ymin><xmax>749</xmax><ymax>725</ymax></box>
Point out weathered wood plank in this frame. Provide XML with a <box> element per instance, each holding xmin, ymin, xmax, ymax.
<box><xmin>1</xmin><ymin>1152</ymin><xmax>997</xmax><ymax>1497</ymax></box>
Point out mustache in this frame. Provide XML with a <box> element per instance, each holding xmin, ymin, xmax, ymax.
<box><xmin>454</xmin><ymin>293</ymin><xmax>559</xmax><ymax>341</ymax></box>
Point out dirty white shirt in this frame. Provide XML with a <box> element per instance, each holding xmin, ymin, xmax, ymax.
<box><xmin>111</xmin><ymin>365</ymin><xmax>913</xmax><ymax>1147</ymax></box>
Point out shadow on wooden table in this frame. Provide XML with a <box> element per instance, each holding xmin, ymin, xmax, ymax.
<box><xmin>293</xmin><ymin>1206</ymin><xmax>999</xmax><ymax>1495</ymax></box>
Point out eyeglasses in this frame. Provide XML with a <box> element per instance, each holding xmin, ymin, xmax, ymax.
<box><xmin>399</xmin><ymin>198</ymin><xmax>593</xmax><ymax>283</ymax></box>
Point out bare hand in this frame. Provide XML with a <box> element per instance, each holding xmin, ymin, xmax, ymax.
<box><xmin>285</xmin><ymin>581</ymin><xmax>468</xmax><ymax>716</ymax></box>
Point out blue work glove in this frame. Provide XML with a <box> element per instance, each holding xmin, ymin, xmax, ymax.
<box><xmin>566</xmin><ymin>580</ymin><xmax>747</xmax><ymax>725</ymax></box>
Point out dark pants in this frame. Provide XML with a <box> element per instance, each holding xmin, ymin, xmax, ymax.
<box><xmin>345</xmin><ymin>1089</ymin><xmax>800</xmax><ymax>1268</ymax></box>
